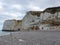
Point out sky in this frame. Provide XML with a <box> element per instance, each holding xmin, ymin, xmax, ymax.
<box><xmin>0</xmin><ymin>0</ymin><xmax>60</xmax><ymax>30</ymax></box>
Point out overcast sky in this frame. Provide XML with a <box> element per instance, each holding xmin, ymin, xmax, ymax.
<box><xmin>0</xmin><ymin>0</ymin><xmax>60</xmax><ymax>30</ymax></box>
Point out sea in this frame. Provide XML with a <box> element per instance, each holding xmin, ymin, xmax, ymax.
<box><xmin>0</xmin><ymin>30</ymin><xmax>10</xmax><ymax>36</ymax></box>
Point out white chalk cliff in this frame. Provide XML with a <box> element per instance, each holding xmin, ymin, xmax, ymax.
<box><xmin>2</xmin><ymin>6</ymin><xmax>60</xmax><ymax>31</ymax></box>
<box><xmin>22</xmin><ymin>6</ymin><xmax>60</xmax><ymax>30</ymax></box>
<box><xmin>2</xmin><ymin>20</ymin><xmax>22</xmax><ymax>31</ymax></box>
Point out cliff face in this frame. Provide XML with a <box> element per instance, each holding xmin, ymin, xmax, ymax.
<box><xmin>2</xmin><ymin>20</ymin><xmax>22</xmax><ymax>31</ymax></box>
<box><xmin>2</xmin><ymin>6</ymin><xmax>60</xmax><ymax>31</ymax></box>
<box><xmin>22</xmin><ymin>6</ymin><xmax>60</xmax><ymax>30</ymax></box>
<box><xmin>22</xmin><ymin>11</ymin><xmax>41</xmax><ymax>30</ymax></box>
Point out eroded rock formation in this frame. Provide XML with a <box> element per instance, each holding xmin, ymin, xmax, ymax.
<box><xmin>2</xmin><ymin>6</ymin><xmax>60</xmax><ymax>31</ymax></box>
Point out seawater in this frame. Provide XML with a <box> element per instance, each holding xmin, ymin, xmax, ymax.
<box><xmin>0</xmin><ymin>30</ymin><xmax>10</xmax><ymax>36</ymax></box>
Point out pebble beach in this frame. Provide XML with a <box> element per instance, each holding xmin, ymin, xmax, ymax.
<box><xmin>0</xmin><ymin>31</ymin><xmax>60</xmax><ymax>45</ymax></box>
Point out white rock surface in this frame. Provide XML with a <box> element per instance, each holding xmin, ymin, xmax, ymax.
<box><xmin>2</xmin><ymin>20</ymin><xmax>22</xmax><ymax>31</ymax></box>
<box><xmin>2</xmin><ymin>7</ymin><xmax>60</xmax><ymax>31</ymax></box>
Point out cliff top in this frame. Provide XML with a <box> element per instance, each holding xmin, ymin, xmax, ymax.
<box><xmin>27</xmin><ymin>11</ymin><xmax>42</xmax><ymax>16</ymax></box>
<box><xmin>44</xmin><ymin>6</ymin><xmax>60</xmax><ymax>14</ymax></box>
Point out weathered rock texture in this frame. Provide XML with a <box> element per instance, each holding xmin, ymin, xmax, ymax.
<box><xmin>22</xmin><ymin>7</ymin><xmax>60</xmax><ymax>30</ymax></box>
<box><xmin>2</xmin><ymin>19</ymin><xmax>22</xmax><ymax>31</ymax></box>
<box><xmin>2</xmin><ymin>6</ymin><xmax>60</xmax><ymax>31</ymax></box>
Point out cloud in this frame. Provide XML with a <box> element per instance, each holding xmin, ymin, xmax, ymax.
<box><xmin>27</xmin><ymin>3</ymin><xmax>43</xmax><ymax>11</ymax></box>
<box><xmin>25</xmin><ymin>0</ymin><xmax>60</xmax><ymax>10</ymax></box>
<box><xmin>11</xmin><ymin>4</ymin><xmax>22</xmax><ymax>10</ymax></box>
<box><xmin>1</xmin><ymin>11</ymin><xmax>25</xmax><ymax>20</ymax></box>
<box><xmin>0</xmin><ymin>2</ymin><xmax>5</xmax><ymax>13</ymax></box>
